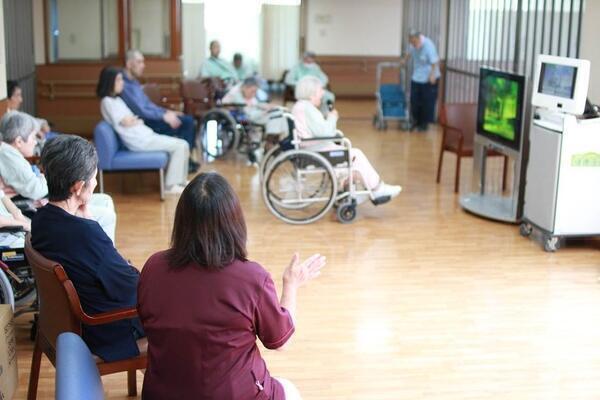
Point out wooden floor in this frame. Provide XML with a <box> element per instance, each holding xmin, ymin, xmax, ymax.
<box><xmin>13</xmin><ymin>100</ymin><xmax>600</xmax><ymax>399</ymax></box>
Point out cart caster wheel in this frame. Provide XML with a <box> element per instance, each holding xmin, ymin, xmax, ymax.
<box><xmin>337</xmin><ymin>203</ymin><xmax>357</xmax><ymax>224</ymax></box>
<box><xmin>543</xmin><ymin>235</ymin><xmax>560</xmax><ymax>252</ymax></box>
<box><xmin>519</xmin><ymin>223</ymin><xmax>532</xmax><ymax>237</ymax></box>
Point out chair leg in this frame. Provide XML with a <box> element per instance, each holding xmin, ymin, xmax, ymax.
<box><xmin>159</xmin><ymin>168</ymin><xmax>165</xmax><ymax>201</ymax></box>
<box><xmin>27</xmin><ymin>339</ymin><xmax>42</xmax><ymax>400</ymax></box>
<box><xmin>454</xmin><ymin>155</ymin><xmax>462</xmax><ymax>193</ymax></box>
<box><xmin>501</xmin><ymin>155</ymin><xmax>508</xmax><ymax>192</ymax></box>
<box><xmin>99</xmin><ymin>170</ymin><xmax>104</xmax><ymax>193</ymax></box>
<box><xmin>127</xmin><ymin>369</ymin><xmax>137</xmax><ymax>397</ymax></box>
<box><xmin>436</xmin><ymin>148</ymin><xmax>444</xmax><ymax>183</ymax></box>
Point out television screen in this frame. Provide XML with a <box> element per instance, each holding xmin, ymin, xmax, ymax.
<box><xmin>477</xmin><ymin>68</ymin><xmax>525</xmax><ymax>151</ymax></box>
<box><xmin>538</xmin><ymin>63</ymin><xmax>577</xmax><ymax>99</ymax></box>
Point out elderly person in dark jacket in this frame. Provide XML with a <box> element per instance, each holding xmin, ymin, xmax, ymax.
<box><xmin>31</xmin><ymin>135</ymin><xmax>144</xmax><ymax>361</ymax></box>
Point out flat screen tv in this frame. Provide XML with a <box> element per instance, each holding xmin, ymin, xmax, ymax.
<box><xmin>476</xmin><ymin>68</ymin><xmax>526</xmax><ymax>152</ymax></box>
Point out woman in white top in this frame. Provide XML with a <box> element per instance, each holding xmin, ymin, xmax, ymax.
<box><xmin>291</xmin><ymin>76</ymin><xmax>402</xmax><ymax>201</ymax></box>
<box><xmin>97</xmin><ymin>66</ymin><xmax>189</xmax><ymax>194</ymax></box>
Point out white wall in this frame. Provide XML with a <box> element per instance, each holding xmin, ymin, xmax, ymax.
<box><xmin>306</xmin><ymin>0</ymin><xmax>403</xmax><ymax>56</ymax></box>
<box><xmin>580</xmin><ymin>0</ymin><xmax>600</xmax><ymax>104</ymax></box>
<box><xmin>0</xmin><ymin>0</ymin><xmax>6</xmax><ymax>99</ymax></box>
<box><xmin>182</xmin><ymin>2</ymin><xmax>205</xmax><ymax>77</ymax></box>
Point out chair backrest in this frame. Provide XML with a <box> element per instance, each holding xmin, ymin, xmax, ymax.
<box><xmin>56</xmin><ymin>332</ymin><xmax>104</xmax><ymax>400</ymax></box>
<box><xmin>24</xmin><ymin>235</ymin><xmax>82</xmax><ymax>355</ymax></box>
<box><xmin>93</xmin><ymin>121</ymin><xmax>121</xmax><ymax>170</ymax></box>
<box><xmin>439</xmin><ymin>103</ymin><xmax>477</xmax><ymax>147</ymax></box>
<box><xmin>142</xmin><ymin>83</ymin><xmax>164</xmax><ymax>106</ymax></box>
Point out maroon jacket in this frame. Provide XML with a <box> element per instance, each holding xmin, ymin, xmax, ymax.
<box><xmin>138</xmin><ymin>251</ymin><xmax>295</xmax><ymax>400</ymax></box>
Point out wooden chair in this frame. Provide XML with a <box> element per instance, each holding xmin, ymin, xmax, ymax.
<box><xmin>437</xmin><ymin>103</ymin><xmax>508</xmax><ymax>193</ymax></box>
<box><xmin>24</xmin><ymin>234</ymin><xmax>147</xmax><ymax>400</ymax></box>
<box><xmin>181</xmin><ymin>78</ymin><xmax>216</xmax><ymax>121</ymax></box>
<box><xmin>142</xmin><ymin>83</ymin><xmax>167</xmax><ymax>106</ymax></box>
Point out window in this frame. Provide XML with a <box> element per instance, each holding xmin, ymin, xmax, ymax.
<box><xmin>130</xmin><ymin>0</ymin><xmax>172</xmax><ymax>58</ymax></box>
<box><xmin>47</xmin><ymin>0</ymin><xmax>119</xmax><ymax>62</ymax></box>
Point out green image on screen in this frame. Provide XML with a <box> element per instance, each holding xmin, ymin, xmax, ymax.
<box><xmin>482</xmin><ymin>76</ymin><xmax>518</xmax><ymax>141</ymax></box>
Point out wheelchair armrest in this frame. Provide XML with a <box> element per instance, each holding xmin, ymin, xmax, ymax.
<box><xmin>300</xmin><ymin>135</ymin><xmax>344</xmax><ymax>143</ymax></box>
<box><xmin>219</xmin><ymin>102</ymin><xmax>247</xmax><ymax>108</ymax></box>
<box><xmin>0</xmin><ymin>226</ymin><xmax>27</xmax><ymax>234</ymax></box>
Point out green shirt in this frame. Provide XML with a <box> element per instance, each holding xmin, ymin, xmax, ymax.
<box><xmin>285</xmin><ymin>62</ymin><xmax>329</xmax><ymax>86</ymax></box>
<box><xmin>200</xmin><ymin>57</ymin><xmax>238</xmax><ymax>81</ymax></box>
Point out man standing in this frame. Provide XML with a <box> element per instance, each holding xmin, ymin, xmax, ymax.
<box><xmin>200</xmin><ymin>41</ymin><xmax>238</xmax><ymax>83</ymax></box>
<box><xmin>120</xmin><ymin>49</ymin><xmax>199</xmax><ymax>173</ymax></box>
<box><xmin>402</xmin><ymin>31</ymin><xmax>440</xmax><ymax>131</ymax></box>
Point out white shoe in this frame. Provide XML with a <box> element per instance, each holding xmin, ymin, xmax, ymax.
<box><xmin>165</xmin><ymin>185</ymin><xmax>185</xmax><ymax>195</ymax></box>
<box><xmin>372</xmin><ymin>183</ymin><xmax>402</xmax><ymax>200</ymax></box>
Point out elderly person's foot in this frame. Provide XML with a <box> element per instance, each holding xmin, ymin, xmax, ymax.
<box><xmin>372</xmin><ymin>182</ymin><xmax>402</xmax><ymax>202</ymax></box>
<box><xmin>165</xmin><ymin>185</ymin><xmax>185</xmax><ymax>195</ymax></box>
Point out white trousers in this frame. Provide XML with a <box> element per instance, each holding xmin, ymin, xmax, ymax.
<box><xmin>274</xmin><ymin>377</ymin><xmax>302</xmax><ymax>400</ymax></box>
<box><xmin>88</xmin><ymin>193</ymin><xmax>116</xmax><ymax>243</ymax></box>
<box><xmin>138</xmin><ymin>134</ymin><xmax>190</xmax><ymax>189</ymax></box>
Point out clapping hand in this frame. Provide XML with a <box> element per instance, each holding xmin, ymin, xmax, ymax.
<box><xmin>283</xmin><ymin>253</ymin><xmax>326</xmax><ymax>288</ymax></box>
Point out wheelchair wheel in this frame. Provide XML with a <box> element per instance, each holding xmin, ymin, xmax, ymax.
<box><xmin>200</xmin><ymin>109</ymin><xmax>238</xmax><ymax>158</ymax></box>
<box><xmin>336</xmin><ymin>202</ymin><xmax>357</xmax><ymax>224</ymax></box>
<box><xmin>0</xmin><ymin>270</ymin><xmax>14</xmax><ymax>310</ymax></box>
<box><xmin>259</xmin><ymin>144</ymin><xmax>282</xmax><ymax>181</ymax></box>
<box><xmin>262</xmin><ymin>150</ymin><xmax>337</xmax><ymax>224</ymax></box>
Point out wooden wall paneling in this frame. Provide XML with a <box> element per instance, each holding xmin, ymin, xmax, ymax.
<box><xmin>170</xmin><ymin>0</ymin><xmax>182</xmax><ymax>60</ymax></box>
<box><xmin>318</xmin><ymin>55</ymin><xmax>402</xmax><ymax>98</ymax></box>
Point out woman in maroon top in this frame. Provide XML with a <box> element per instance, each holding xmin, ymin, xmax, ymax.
<box><xmin>138</xmin><ymin>172</ymin><xmax>325</xmax><ymax>400</ymax></box>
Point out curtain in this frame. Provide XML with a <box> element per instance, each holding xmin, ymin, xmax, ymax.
<box><xmin>261</xmin><ymin>4</ymin><xmax>300</xmax><ymax>81</ymax></box>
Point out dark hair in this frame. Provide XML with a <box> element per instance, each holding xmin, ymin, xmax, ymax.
<box><xmin>7</xmin><ymin>80</ymin><xmax>19</xmax><ymax>99</ymax></box>
<box><xmin>233</xmin><ymin>53</ymin><xmax>242</xmax><ymax>61</ymax></box>
<box><xmin>96</xmin><ymin>66</ymin><xmax>122</xmax><ymax>98</ymax></box>
<box><xmin>168</xmin><ymin>173</ymin><xmax>248</xmax><ymax>270</ymax></box>
<box><xmin>41</xmin><ymin>135</ymin><xmax>98</xmax><ymax>202</ymax></box>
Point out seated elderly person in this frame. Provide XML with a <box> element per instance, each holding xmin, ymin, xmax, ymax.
<box><xmin>120</xmin><ymin>50</ymin><xmax>199</xmax><ymax>173</ymax></box>
<box><xmin>7</xmin><ymin>80</ymin><xmax>58</xmax><ymax>151</ymax></box>
<box><xmin>0</xmin><ymin>111</ymin><xmax>117</xmax><ymax>242</ymax></box>
<box><xmin>31</xmin><ymin>135</ymin><xmax>145</xmax><ymax>362</ymax></box>
<box><xmin>292</xmin><ymin>76</ymin><xmax>402</xmax><ymax>201</ymax></box>
<box><xmin>232</xmin><ymin>53</ymin><xmax>269</xmax><ymax>102</ymax></box>
<box><xmin>285</xmin><ymin>51</ymin><xmax>335</xmax><ymax>113</ymax></box>
<box><xmin>222</xmin><ymin>78</ymin><xmax>288</xmax><ymax>143</ymax></box>
<box><xmin>200</xmin><ymin>40</ymin><xmax>238</xmax><ymax>83</ymax></box>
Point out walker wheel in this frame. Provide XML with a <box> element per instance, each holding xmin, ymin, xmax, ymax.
<box><xmin>543</xmin><ymin>235</ymin><xmax>560</xmax><ymax>252</ymax></box>
<box><xmin>336</xmin><ymin>203</ymin><xmax>357</xmax><ymax>224</ymax></box>
<box><xmin>519</xmin><ymin>223</ymin><xmax>532</xmax><ymax>237</ymax></box>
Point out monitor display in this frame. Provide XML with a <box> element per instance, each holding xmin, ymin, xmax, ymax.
<box><xmin>538</xmin><ymin>63</ymin><xmax>577</xmax><ymax>99</ymax></box>
<box><xmin>477</xmin><ymin>68</ymin><xmax>525</xmax><ymax>151</ymax></box>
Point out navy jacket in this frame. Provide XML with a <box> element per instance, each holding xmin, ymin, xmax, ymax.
<box><xmin>31</xmin><ymin>204</ymin><xmax>144</xmax><ymax>362</ymax></box>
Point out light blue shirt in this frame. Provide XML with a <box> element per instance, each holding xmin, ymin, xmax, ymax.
<box><xmin>408</xmin><ymin>36</ymin><xmax>440</xmax><ymax>83</ymax></box>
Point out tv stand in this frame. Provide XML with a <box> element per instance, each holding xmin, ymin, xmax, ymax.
<box><xmin>459</xmin><ymin>135</ymin><xmax>526</xmax><ymax>223</ymax></box>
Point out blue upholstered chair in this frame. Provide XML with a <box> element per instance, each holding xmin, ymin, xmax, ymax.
<box><xmin>56</xmin><ymin>332</ymin><xmax>104</xmax><ymax>400</ymax></box>
<box><xmin>93</xmin><ymin>121</ymin><xmax>168</xmax><ymax>200</ymax></box>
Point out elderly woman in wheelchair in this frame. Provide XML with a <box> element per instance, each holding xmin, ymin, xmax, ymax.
<box><xmin>260</xmin><ymin>76</ymin><xmax>401</xmax><ymax>224</ymax></box>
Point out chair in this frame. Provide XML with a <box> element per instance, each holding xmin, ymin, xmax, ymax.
<box><xmin>24</xmin><ymin>234</ymin><xmax>147</xmax><ymax>400</ymax></box>
<box><xmin>437</xmin><ymin>103</ymin><xmax>507</xmax><ymax>193</ymax></box>
<box><xmin>181</xmin><ymin>78</ymin><xmax>215</xmax><ymax>120</ymax></box>
<box><xmin>142</xmin><ymin>83</ymin><xmax>167</xmax><ymax>106</ymax></box>
<box><xmin>94</xmin><ymin>121</ymin><xmax>168</xmax><ymax>200</ymax></box>
<box><xmin>280</xmin><ymin>70</ymin><xmax>295</xmax><ymax>104</ymax></box>
<box><xmin>56</xmin><ymin>332</ymin><xmax>104</xmax><ymax>400</ymax></box>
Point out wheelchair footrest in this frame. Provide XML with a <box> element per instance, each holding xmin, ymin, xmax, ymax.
<box><xmin>371</xmin><ymin>195</ymin><xmax>391</xmax><ymax>206</ymax></box>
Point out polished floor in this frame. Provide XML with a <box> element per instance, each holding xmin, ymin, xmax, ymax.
<box><xmin>13</xmin><ymin>100</ymin><xmax>600</xmax><ymax>399</ymax></box>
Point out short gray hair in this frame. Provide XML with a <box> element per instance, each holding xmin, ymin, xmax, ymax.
<box><xmin>0</xmin><ymin>111</ymin><xmax>38</xmax><ymax>144</ymax></box>
<box><xmin>294</xmin><ymin>76</ymin><xmax>323</xmax><ymax>101</ymax></box>
<box><xmin>408</xmin><ymin>30</ymin><xmax>421</xmax><ymax>38</ymax></box>
<box><xmin>41</xmin><ymin>135</ymin><xmax>98</xmax><ymax>202</ymax></box>
<box><xmin>126</xmin><ymin>49</ymin><xmax>142</xmax><ymax>62</ymax></box>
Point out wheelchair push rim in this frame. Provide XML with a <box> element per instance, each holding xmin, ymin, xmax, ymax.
<box><xmin>262</xmin><ymin>150</ymin><xmax>337</xmax><ymax>224</ymax></box>
<box><xmin>200</xmin><ymin>109</ymin><xmax>238</xmax><ymax>159</ymax></box>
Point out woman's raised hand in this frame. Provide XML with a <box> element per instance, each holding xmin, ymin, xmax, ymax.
<box><xmin>283</xmin><ymin>253</ymin><xmax>326</xmax><ymax>288</ymax></box>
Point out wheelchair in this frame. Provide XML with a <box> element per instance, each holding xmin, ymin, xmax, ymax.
<box><xmin>0</xmin><ymin>228</ymin><xmax>38</xmax><ymax>338</ymax></box>
<box><xmin>260</xmin><ymin>114</ymin><xmax>390</xmax><ymax>225</ymax></box>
